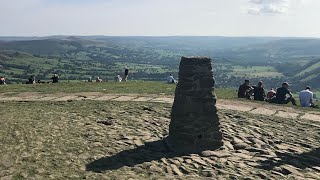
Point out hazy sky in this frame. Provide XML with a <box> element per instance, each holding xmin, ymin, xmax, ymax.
<box><xmin>0</xmin><ymin>0</ymin><xmax>319</xmax><ymax>37</ymax></box>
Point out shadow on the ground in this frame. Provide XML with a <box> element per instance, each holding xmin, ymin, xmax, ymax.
<box><xmin>258</xmin><ymin>148</ymin><xmax>320</xmax><ymax>170</ymax></box>
<box><xmin>86</xmin><ymin>138</ymin><xmax>190</xmax><ymax>172</ymax></box>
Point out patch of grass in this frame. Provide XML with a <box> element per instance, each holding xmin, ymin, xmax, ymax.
<box><xmin>0</xmin><ymin>81</ymin><xmax>239</xmax><ymax>100</ymax></box>
<box><xmin>0</xmin><ymin>81</ymin><xmax>177</xmax><ymax>95</ymax></box>
<box><xmin>295</xmin><ymin>61</ymin><xmax>320</xmax><ymax>77</ymax></box>
<box><xmin>229</xmin><ymin>65</ymin><xmax>283</xmax><ymax>78</ymax></box>
<box><xmin>215</xmin><ymin>88</ymin><xmax>237</xmax><ymax>99</ymax></box>
<box><xmin>0</xmin><ymin>100</ymin><xmax>172</xmax><ymax>179</ymax></box>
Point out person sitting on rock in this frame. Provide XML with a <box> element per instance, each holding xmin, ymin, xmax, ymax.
<box><xmin>270</xmin><ymin>82</ymin><xmax>297</xmax><ymax>105</ymax></box>
<box><xmin>51</xmin><ymin>74</ymin><xmax>59</xmax><ymax>83</ymax></box>
<box><xmin>252</xmin><ymin>81</ymin><xmax>266</xmax><ymax>101</ymax></box>
<box><xmin>167</xmin><ymin>74</ymin><xmax>177</xmax><ymax>84</ymax></box>
<box><xmin>299</xmin><ymin>86</ymin><xmax>318</xmax><ymax>108</ymax></box>
<box><xmin>0</xmin><ymin>76</ymin><xmax>6</xmax><ymax>85</ymax></box>
<box><xmin>238</xmin><ymin>79</ymin><xmax>252</xmax><ymax>99</ymax></box>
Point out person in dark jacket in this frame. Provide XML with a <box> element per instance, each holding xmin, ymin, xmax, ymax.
<box><xmin>270</xmin><ymin>82</ymin><xmax>296</xmax><ymax>105</ymax></box>
<box><xmin>124</xmin><ymin>67</ymin><xmax>129</xmax><ymax>81</ymax></box>
<box><xmin>51</xmin><ymin>74</ymin><xmax>59</xmax><ymax>83</ymax></box>
<box><xmin>238</xmin><ymin>80</ymin><xmax>252</xmax><ymax>98</ymax></box>
<box><xmin>252</xmin><ymin>81</ymin><xmax>266</xmax><ymax>101</ymax></box>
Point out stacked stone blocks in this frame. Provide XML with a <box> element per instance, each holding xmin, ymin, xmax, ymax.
<box><xmin>168</xmin><ymin>56</ymin><xmax>223</xmax><ymax>152</ymax></box>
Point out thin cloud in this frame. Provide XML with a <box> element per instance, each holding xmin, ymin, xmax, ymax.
<box><xmin>248</xmin><ymin>0</ymin><xmax>290</xmax><ymax>15</ymax></box>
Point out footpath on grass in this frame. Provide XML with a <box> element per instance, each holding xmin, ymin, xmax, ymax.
<box><xmin>1</xmin><ymin>92</ymin><xmax>319</xmax><ymax>122</ymax></box>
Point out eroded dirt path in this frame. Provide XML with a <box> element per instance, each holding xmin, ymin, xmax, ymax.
<box><xmin>1</xmin><ymin>92</ymin><xmax>319</xmax><ymax>122</ymax></box>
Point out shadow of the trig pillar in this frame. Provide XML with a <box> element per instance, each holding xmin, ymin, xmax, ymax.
<box><xmin>166</xmin><ymin>56</ymin><xmax>223</xmax><ymax>153</ymax></box>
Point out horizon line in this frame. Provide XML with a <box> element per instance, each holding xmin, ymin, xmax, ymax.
<box><xmin>1</xmin><ymin>35</ymin><xmax>320</xmax><ymax>39</ymax></box>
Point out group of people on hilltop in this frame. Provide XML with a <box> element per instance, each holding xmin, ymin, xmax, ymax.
<box><xmin>0</xmin><ymin>74</ymin><xmax>59</xmax><ymax>85</ymax></box>
<box><xmin>26</xmin><ymin>74</ymin><xmax>59</xmax><ymax>84</ymax></box>
<box><xmin>88</xmin><ymin>76</ymin><xmax>103</xmax><ymax>83</ymax></box>
<box><xmin>87</xmin><ymin>67</ymin><xmax>130</xmax><ymax>83</ymax></box>
<box><xmin>238</xmin><ymin>79</ymin><xmax>318</xmax><ymax>108</ymax></box>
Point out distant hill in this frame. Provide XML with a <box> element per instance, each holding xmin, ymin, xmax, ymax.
<box><xmin>0</xmin><ymin>37</ymin><xmax>97</xmax><ymax>57</ymax></box>
<box><xmin>217</xmin><ymin>39</ymin><xmax>320</xmax><ymax>64</ymax></box>
<box><xmin>0</xmin><ymin>36</ymin><xmax>319</xmax><ymax>88</ymax></box>
<box><xmin>1</xmin><ymin>36</ymin><xmax>320</xmax><ymax>61</ymax></box>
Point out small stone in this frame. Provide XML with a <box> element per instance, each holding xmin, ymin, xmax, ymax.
<box><xmin>232</xmin><ymin>137</ymin><xmax>244</xmax><ymax>144</ymax></box>
<box><xmin>170</xmin><ymin>164</ymin><xmax>183</xmax><ymax>176</ymax></box>
<box><xmin>311</xmin><ymin>166</ymin><xmax>320</xmax><ymax>172</ymax></box>
<box><xmin>280</xmin><ymin>165</ymin><xmax>303</xmax><ymax>176</ymax></box>
<box><xmin>235</xmin><ymin>162</ymin><xmax>247</xmax><ymax>168</ymax></box>
<box><xmin>185</xmin><ymin>159</ymin><xmax>192</xmax><ymax>164</ymax></box>
<box><xmin>275</xmin><ymin>144</ymin><xmax>290</xmax><ymax>150</ymax></box>
<box><xmin>271</xmin><ymin>170</ymin><xmax>285</xmax><ymax>177</ymax></box>
<box><xmin>202</xmin><ymin>170</ymin><xmax>216</xmax><ymax>177</ymax></box>
<box><xmin>201</xmin><ymin>150</ymin><xmax>231</xmax><ymax>158</ymax></box>
<box><xmin>92</xmin><ymin>142</ymin><xmax>103</xmax><ymax>147</ymax></box>
<box><xmin>256</xmin><ymin>172</ymin><xmax>268</xmax><ymax>179</ymax></box>
<box><xmin>1</xmin><ymin>175</ymin><xmax>13</xmax><ymax>180</ymax></box>
<box><xmin>1</xmin><ymin>159</ymin><xmax>13</xmax><ymax>168</ymax></box>
<box><xmin>191</xmin><ymin>156</ymin><xmax>207</xmax><ymax>166</ymax></box>
<box><xmin>149</xmin><ymin>164</ymin><xmax>162</xmax><ymax>173</ymax></box>
<box><xmin>161</xmin><ymin>158</ymin><xmax>169</xmax><ymax>165</ymax></box>
<box><xmin>96</xmin><ymin>119</ymin><xmax>113</xmax><ymax>126</ymax></box>
<box><xmin>224</xmin><ymin>141</ymin><xmax>234</xmax><ymax>150</ymax></box>
<box><xmin>169</xmin><ymin>159</ymin><xmax>181</xmax><ymax>166</ymax></box>
<box><xmin>217</xmin><ymin>169</ymin><xmax>229</xmax><ymax>175</ymax></box>
<box><xmin>233</xmin><ymin>143</ymin><xmax>248</xmax><ymax>150</ymax></box>
<box><xmin>36</xmin><ymin>168</ymin><xmax>45</xmax><ymax>174</ymax></box>
<box><xmin>133</xmin><ymin>139</ymin><xmax>144</xmax><ymax>146</ymax></box>
<box><xmin>175</xmin><ymin>157</ymin><xmax>184</xmax><ymax>163</ymax></box>
<box><xmin>165</xmin><ymin>166</ymin><xmax>173</xmax><ymax>175</ymax></box>
<box><xmin>79</xmin><ymin>153</ymin><xmax>90</xmax><ymax>160</ymax></box>
<box><xmin>193</xmin><ymin>163</ymin><xmax>200</xmax><ymax>169</ymax></box>
<box><xmin>233</xmin><ymin>153</ymin><xmax>252</xmax><ymax>159</ymax></box>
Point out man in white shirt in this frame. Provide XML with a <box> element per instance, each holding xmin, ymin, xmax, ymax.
<box><xmin>167</xmin><ymin>74</ymin><xmax>177</xmax><ymax>84</ymax></box>
<box><xmin>299</xmin><ymin>86</ymin><xmax>314</xmax><ymax>107</ymax></box>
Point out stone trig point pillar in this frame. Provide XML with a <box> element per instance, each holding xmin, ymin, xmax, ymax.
<box><xmin>167</xmin><ymin>56</ymin><xmax>223</xmax><ymax>153</ymax></box>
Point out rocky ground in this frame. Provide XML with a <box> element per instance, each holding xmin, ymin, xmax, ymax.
<box><xmin>0</xmin><ymin>93</ymin><xmax>320</xmax><ymax>179</ymax></box>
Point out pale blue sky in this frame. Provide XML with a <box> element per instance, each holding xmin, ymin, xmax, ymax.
<box><xmin>0</xmin><ymin>0</ymin><xmax>319</xmax><ymax>37</ymax></box>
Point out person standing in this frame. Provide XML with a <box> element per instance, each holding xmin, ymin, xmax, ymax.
<box><xmin>271</xmin><ymin>82</ymin><xmax>296</xmax><ymax>105</ymax></box>
<box><xmin>299</xmin><ymin>86</ymin><xmax>314</xmax><ymax>107</ymax></box>
<box><xmin>124</xmin><ymin>67</ymin><xmax>129</xmax><ymax>81</ymax></box>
